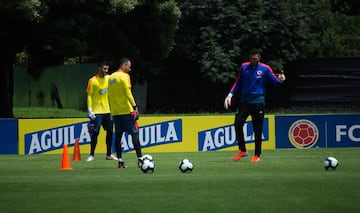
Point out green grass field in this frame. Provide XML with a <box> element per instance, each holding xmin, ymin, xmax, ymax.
<box><xmin>1</xmin><ymin>148</ymin><xmax>359</xmax><ymax>213</ymax></box>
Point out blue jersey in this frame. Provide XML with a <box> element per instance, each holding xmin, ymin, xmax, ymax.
<box><xmin>229</xmin><ymin>62</ymin><xmax>280</xmax><ymax>104</ymax></box>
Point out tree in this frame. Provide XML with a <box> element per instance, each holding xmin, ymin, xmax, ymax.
<box><xmin>173</xmin><ymin>0</ymin><xmax>356</xmax><ymax>83</ymax></box>
<box><xmin>321</xmin><ymin>13</ymin><xmax>360</xmax><ymax>57</ymax></box>
<box><xmin>27</xmin><ymin>0</ymin><xmax>180</xmax><ymax>80</ymax></box>
<box><xmin>330</xmin><ymin>0</ymin><xmax>360</xmax><ymax>15</ymax></box>
<box><xmin>321</xmin><ymin>0</ymin><xmax>360</xmax><ymax>57</ymax></box>
<box><xmin>0</xmin><ymin>0</ymin><xmax>42</xmax><ymax>117</ymax></box>
<box><xmin>0</xmin><ymin>0</ymin><xmax>180</xmax><ymax>118</ymax></box>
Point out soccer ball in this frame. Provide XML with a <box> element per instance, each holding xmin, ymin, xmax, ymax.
<box><xmin>324</xmin><ymin>157</ymin><xmax>339</xmax><ymax>170</ymax></box>
<box><xmin>142</xmin><ymin>154</ymin><xmax>154</xmax><ymax>162</ymax></box>
<box><xmin>179</xmin><ymin>159</ymin><xmax>193</xmax><ymax>173</ymax></box>
<box><xmin>140</xmin><ymin>159</ymin><xmax>155</xmax><ymax>173</ymax></box>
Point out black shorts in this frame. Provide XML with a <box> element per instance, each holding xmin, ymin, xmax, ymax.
<box><xmin>89</xmin><ymin>113</ymin><xmax>113</xmax><ymax>134</ymax></box>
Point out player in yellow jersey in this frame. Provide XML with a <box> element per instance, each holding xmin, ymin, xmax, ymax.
<box><xmin>108</xmin><ymin>58</ymin><xmax>143</xmax><ymax>168</ymax></box>
<box><xmin>85</xmin><ymin>62</ymin><xmax>117</xmax><ymax>162</ymax></box>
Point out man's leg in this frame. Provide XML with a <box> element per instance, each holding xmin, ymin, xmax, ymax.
<box><xmin>251</xmin><ymin>104</ymin><xmax>265</xmax><ymax>156</ymax></box>
<box><xmin>233</xmin><ymin>104</ymin><xmax>250</xmax><ymax>160</ymax></box>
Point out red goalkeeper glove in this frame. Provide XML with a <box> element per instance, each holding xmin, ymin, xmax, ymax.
<box><xmin>131</xmin><ymin>106</ymin><xmax>139</xmax><ymax>120</ymax></box>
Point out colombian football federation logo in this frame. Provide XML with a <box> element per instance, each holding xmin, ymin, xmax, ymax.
<box><xmin>288</xmin><ymin>119</ymin><xmax>319</xmax><ymax>149</ymax></box>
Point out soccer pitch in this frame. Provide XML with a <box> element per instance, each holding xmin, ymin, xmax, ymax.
<box><xmin>1</xmin><ymin>148</ymin><xmax>359</xmax><ymax>213</ymax></box>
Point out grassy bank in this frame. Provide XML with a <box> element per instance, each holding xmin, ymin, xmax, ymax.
<box><xmin>13</xmin><ymin>107</ymin><xmax>86</xmax><ymax>118</ymax></box>
<box><xmin>13</xmin><ymin>107</ymin><xmax>360</xmax><ymax>119</ymax></box>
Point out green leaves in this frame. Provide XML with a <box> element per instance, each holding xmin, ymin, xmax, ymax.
<box><xmin>20</xmin><ymin>0</ymin><xmax>180</xmax><ymax>80</ymax></box>
<box><xmin>174</xmin><ymin>0</ymin><xmax>360</xmax><ymax>83</ymax></box>
<box><xmin>321</xmin><ymin>13</ymin><xmax>360</xmax><ymax>57</ymax></box>
<box><xmin>107</xmin><ymin>0</ymin><xmax>140</xmax><ymax>14</ymax></box>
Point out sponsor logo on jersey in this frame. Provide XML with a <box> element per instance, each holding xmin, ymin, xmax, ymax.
<box><xmin>99</xmin><ymin>88</ymin><xmax>108</xmax><ymax>95</ymax></box>
<box><xmin>109</xmin><ymin>79</ymin><xmax>116</xmax><ymax>84</ymax></box>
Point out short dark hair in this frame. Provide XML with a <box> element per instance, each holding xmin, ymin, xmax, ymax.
<box><xmin>98</xmin><ymin>61</ymin><xmax>109</xmax><ymax>68</ymax></box>
<box><xmin>119</xmin><ymin>58</ymin><xmax>130</xmax><ymax>67</ymax></box>
<box><xmin>249</xmin><ymin>48</ymin><xmax>261</xmax><ymax>55</ymax></box>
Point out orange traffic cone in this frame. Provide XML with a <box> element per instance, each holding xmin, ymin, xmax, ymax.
<box><xmin>73</xmin><ymin>138</ymin><xmax>81</xmax><ymax>161</ymax></box>
<box><xmin>60</xmin><ymin>144</ymin><xmax>72</xmax><ymax>170</ymax></box>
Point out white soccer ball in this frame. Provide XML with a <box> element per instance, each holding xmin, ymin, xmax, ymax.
<box><xmin>140</xmin><ymin>159</ymin><xmax>155</xmax><ymax>173</ymax></box>
<box><xmin>141</xmin><ymin>154</ymin><xmax>154</xmax><ymax>162</ymax></box>
<box><xmin>179</xmin><ymin>159</ymin><xmax>193</xmax><ymax>173</ymax></box>
<box><xmin>324</xmin><ymin>156</ymin><xmax>339</xmax><ymax>170</ymax></box>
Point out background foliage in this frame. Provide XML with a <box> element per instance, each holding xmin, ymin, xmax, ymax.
<box><xmin>1</xmin><ymin>0</ymin><xmax>360</xmax><ymax>117</ymax></box>
<box><xmin>173</xmin><ymin>0</ymin><xmax>360</xmax><ymax>82</ymax></box>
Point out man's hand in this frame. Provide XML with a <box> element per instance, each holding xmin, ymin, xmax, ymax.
<box><xmin>224</xmin><ymin>94</ymin><xmax>233</xmax><ymax>110</ymax></box>
<box><xmin>278</xmin><ymin>70</ymin><xmax>286</xmax><ymax>83</ymax></box>
<box><xmin>88</xmin><ymin>108</ymin><xmax>96</xmax><ymax>120</ymax></box>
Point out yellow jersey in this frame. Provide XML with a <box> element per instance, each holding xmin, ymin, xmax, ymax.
<box><xmin>108</xmin><ymin>70</ymin><xmax>136</xmax><ymax>116</ymax></box>
<box><xmin>86</xmin><ymin>74</ymin><xmax>111</xmax><ymax>114</ymax></box>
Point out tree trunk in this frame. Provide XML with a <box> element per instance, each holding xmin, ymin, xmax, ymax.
<box><xmin>0</xmin><ymin>54</ymin><xmax>15</xmax><ymax>118</ymax></box>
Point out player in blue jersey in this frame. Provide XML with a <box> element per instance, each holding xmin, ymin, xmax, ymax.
<box><xmin>224</xmin><ymin>48</ymin><xmax>286</xmax><ymax>162</ymax></box>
